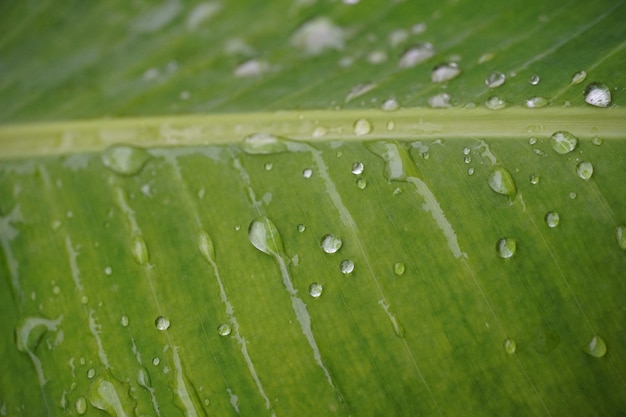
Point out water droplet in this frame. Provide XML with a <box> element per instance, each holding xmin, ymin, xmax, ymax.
<box><xmin>120</xmin><ymin>316</ymin><xmax>129</xmax><ymax>327</ymax></box>
<box><xmin>234</xmin><ymin>59</ymin><xmax>269</xmax><ymax>77</ymax></box>
<box><xmin>87</xmin><ymin>368</ymin><xmax>96</xmax><ymax>379</ymax></box>
<box><xmin>131</xmin><ymin>235</ymin><xmax>149</xmax><ymax>265</ymax></box>
<box><xmin>583</xmin><ymin>335</ymin><xmax>607</xmax><ymax>358</ymax></box>
<box><xmin>291</xmin><ymin>17</ymin><xmax>345</xmax><ymax>55</ymax></box>
<box><xmin>496</xmin><ymin>238</ymin><xmax>516</xmax><ymax>259</ymax></box>
<box><xmin>485</xmin><ymin>71</ymin><xmax>506</xmax><ymax>88</ymax></box>
<box><xmin>529</xmin><ymin>137</ymin><xmax>538</xmax><ymax>145</ymax></box>
<box><xmin>340</xmin><ymin>259</ymin><xmax>355</xmax><ymax>274</ymax></box>
<box><xmin>137</xmin><ymin>367</ymin><xmax>152</xmax><ymax>389</ymax></box>
<box><xmin>217</xmin><ymin>324</ymin><xmax>232</xmax><ymax>336</ymax></box>
<box><xmin>571</xmin><ymin>70</ymin><xmax>587</xmax><ymax>85</ymax></box>
<box><xmin>381</xmin><ymin>97</ymin><xmax>399</xmax><ymax>111</ymax></box>
<box><xmin>104</xmin><ymin>266</ymin><xmax>112</xmax><ymax>275</ymax></box>
<box><xmin>529</xmin><ymin>174</ymin><xmax>540</xmax><ymax>185</ymax></box>
<box><xmin>488</xmin><ymin>166</ymin><xmax>517</xmax><ymax>198</ymax></box>
<box><xmin>345</xmin><ymin>82</ymin><xmax>377</xmax><ymax>102</ymax></box>
<box><xmin>464</xmin><ymin>156</ymin><xmax>472</xmax><ymax>164</ymax></box>
<box><xmin>356</xmin><ymin>178</ymin><xmax>367</xmax><ymax>189</ymax></box>
<box><xmin>616</xmin><ymin>226</ymin><xmax>626</xmax><ymax>250</ymax></box>
<box><xmin>88</xmin><ymin>376</ymin><xmax>136</xmax><ymax>416</ymax></box>
<box><xmin>569</xmin><ymin>191</ymin><xmax>578</xmax><ymax>199</ymax></box>
<box><xmin>299</xmin><ymin>167</ymin><xmax>313</xmax><ymax>179</ymax></box>
<box><xmin>421</xmin><ymin>151</ymin><xmax>430</xmax><ymax>160</ymax></box>
<box><xmin>351</xmin><ymin>162</ymin><xmax>364</xmax><ymax>175</ymax></box>
<box><xmin>248</xmin><ymin>217</ymin><xmax>284</xmax><ymax>256</ymax></box>
<box><xmin>297</xmin><ymin>224</ymin><xmax>306</xmax><ymax>233</ymax></box>
<box><xmin>485</xmin><ymin>96</ymin><xmax>506</xmax><ymax>110</ymax></box>
<box><xmin>428</xmin><ymin>93</ymin><xmax>451</xmax><ymax>108</ymax></box>
<box><xmin>467</xmin><ymin>167</ymin><xmax>475</xmax><ymax>175</ymax></box>
<box><xmin>388</xmin><ymin>29</ymin><xmax>408</xmax><ymax>47</ymax></box>
<box><xmin>312</xmin><ymin>126</ymin><xmax>328</xmax><ymax>138</ymax></box>
<box><xmin>155</xmin><ymin>316</ymin><xmax>170</xmax><ymax>331</ymax></box>
<box><xmin>241</xmin><ymin>132</ymin><xmax>288</xmax><ymax>154</ymax></box>
<box><xmin>431</xmin><ymin>62</ymin><xmax>461</xmax><ymax>83</ymax></box>
<box><xmin>592</xmin><ymin>137</ymin><xmax>603</xmax><ymax>146</ymax></box>
<box><xmin>320</xmin><ymin>234</ymin><xmax>343</xmax><ymax>254</ymax></box>
<box><xmin>386</xmin><ymin>119</ymin><xmax>396</xmax><ymax>129</ymax></box>
<box><xmin>367</xmin><ymin>50</ymin><xmax>387</xmax><ymax>64</ymax></box>
<box><xmin>353</xmin><ymin>118</ymin><xmax>372</xmax><ymax>136</ymax></box>
<box><xmin>504</xmin><ymin>339</ymin><xmax>517</xmax><ymax>354</ymax></box>
<box><xmin>393</xmin><ymin>262</ymin><xmax>405</xmax><ymax>276</ymax></box>
<box><xmin>398</xmin><ymin>42</ymin><xmax>435</xmax><ymax>68</ymax></box>
<box><xmin>525</xmin><ymin>96</ymin><xmax>548</xmax><ymax>108</ymax></box>
<box><xmin>463</xmin><ymin>147</ymin><xmax>471</xmax><ymax>155</ymax></box>
<box><xmin>584</xmin><ymin>82</ymin><xmax>611</xmax><ymax>107</ymax></box>
<box><xmin>550</xmin><ymin>131</ymin><xmax>578</xmax><ymax>154</ymax></box>
<box><xmin>152</xmin><ymin>357</ymin><xmax>160</xmax><ymax>366</ymax></box>
<box><xmin>102</xmin><ymin>144</ymin><xmax>151</xmax><ymax>176</ymax></box>
<box><xmin>545</xmin><ymin>211</ymin><xmax>560</xmax><ymax>228</ymax></box>
<box><xmin>529</xmin><ymin>74</ymin><xmax>540</xmax><ymax>85</ymax></box>
<box><xmin>75</xmin><ymin>396</ymin><xmax>88</xmax><ymax>415</ymax></box>
<box><xmin>264</xmin><ymin>162</ymin><xmax>273</xmax><ymax>171</ymax></box>
<box><xmin>576</xmin><ymin>161</ymin><xmax>594</xmax><ymax>180</ymax></box>
<box><xmin>52</xmin><ymin>286</ymin><xmax>61</xmax><ymax>295</ymax></box>
<box><xmin>198</xmin><ymin>230</ymin><xmax>216</xmax><ymax>263</ymax></box>
<box><xmin>309</xmin><ymin>283</ymin><xmax>323</xmax><ymax>298</ymax></box>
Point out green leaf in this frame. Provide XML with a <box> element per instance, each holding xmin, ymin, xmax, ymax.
<box><xmin>1</xmin><ymin>0</ymin><xmax>626</xmax><ymax>416</ymax></box>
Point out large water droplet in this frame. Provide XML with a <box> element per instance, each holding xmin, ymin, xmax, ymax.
<box><xmin>525</xmin><ymin>96</ymin><xmax>548</xmax><ymax>108</ymax></box>
<box><xmin>75</xmin><ymin>396</ymin><xmax>88</xmax><ymax>415</ymax></box>
<box><xmin>155</xmin><ymin>316</ymin><xmax>170</xmax><ymax>331</ymax></box>
<box><xmin>88</xmin><ymin>376</ymin><xmax>135</xmax><ymax>416</ymax></box>
<box><xmin>398</xmin><ymin>43</ymin><xmax>435</xmax><ymax>68</ymax></box>
<box><xmin>102</xmin><ymin>144</ymin><xmax>151</xmax><ymax>176</ymax></box>
<box><xmin>576</xmin><ymin>161</ymin><xmax>594</xmax><ymax>180</ymax></box>
<box><xmin>248</xmin><ymin>217</ymin><xmax>284</xmax><ymax>256</ymax></box>
<box><xmin>616</xmin><ymin>226</ymin><xmax>626</xmax><ymax>250</ymax></box>
<box><xmin>485</xmin><ymin>71</ymin><xmax>506</xmax><ymax>88</ymax></box>
<box><xmin>504</xmin><ymin>339</ymin><xmax>517</xmax><ymax>354</ymax></box>
<box><xmin>131</xmin><ymin>235</ymin><xmax>149</xmax><ymax>265</ymax></box>
<box><xmin>550</xmin><ymin>131</ymin><xmax>578</xmax><ymax>154</ymax></box>
<box><xmin>431</xmin><ymin>62</ymin><xmax>461</xmax><ymax>83</ymax></box>
<box><xmin>320</xmin><ymin>234</ymin><xmax>343</xmax><ymax>254</ymax></box>
<box><xmin>571</xmin><ymin>70</ymin><xmax>587</xmax><ymax>85</ymax></box>
<box><xmin>241</xmin><ymin>132</ymin><xmax>289</xmax><ymax>154</ymax></box>
<box><xmin>217</xmin><ymin>324</ymin><xmax>232</xmax><ymax>336</ymax></box>
<box><xmin>351</xmin><ymin>162</ymin><xmax>364</xmax><ymax>175</ymax></box>
<box><xmin>545</xmin><ymin>211</ymin><xmax>560</xmax><ymax>228</ymax></box>
<box><xmin>137</xmin><ymin>367</ymin><xmax>152</xmax><ymax>389</ymax></box>
<box><xmin>309</xmin><ymin>283</ymin><xmax>323</xmax><ymax>298</ymax></box>
<box><xmin>485</xmin><ymin>96</ymin><xmax>506</xmax><ymax>110</ymax></box>
<box><xmin>496</xmin><ymin>238</ymin><xmax>516</xmax><ymax>259</ymax></box>
<box><xmin>340</xmin><ymin>259</ymin><xmax>355</xmax><ymax>274</ymax></box>
<box><xmin>393</xmin><ymin>262</ymin><xmax>405</xmax><ymax>276</ymax></box>
<box><xmin>583</xmin><ymin>335</ymin><xmax>607</xmax><ymax>358</ymax></box>
<box><xmin>488</xmin><ymin>166</ymin><xmax>517</xmax><ymax>198</ymax></box>
<box><xmin>583</xmin><ymin>82</ymin><xmax>611</xmax><ymax>107</ymax></box>
<box><xmin>353</xmin><ymin>118</ymin><xmax>372</xmax><ymax>136</ymax></box>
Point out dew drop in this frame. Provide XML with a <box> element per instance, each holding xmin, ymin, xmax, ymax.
<box><xmin>398</xmin><ymin>42</ymin><xmax>435</xmax><ymax>68</ymax></box>
<box><xmin>241</xmin><ymin>132</ymin><xmax>288</xmax><ymax>154</ymax></box>
<box><xmin>248</xmin><ymin>217</ymin><xmax>284</xmax><ymax>256</ymax></box>
<box><xmin>576</xmin><ymin>161</ymin><xmax>594</xmax><ymax>180</ymax></box>
<box><xmin>340</xmin><ymin>259</ymin><xmax>355</xmax><ymax>274</ymax></box>
<box><xmin>592</xmin><ymin>137</ymin><xmax>603</xmax><ymax>146</ymax></box>
<box><xmin>104</xmin><ymin>266</ymin><xmax>112</xmax><ymax>276</ymax></box>
<box><xmin>504</xmin><ymin>339</ymin><xmax>517</xmax><ymax>354</ymax></box>
<box><xmin>488</xmin><ymin>166</ymin><xmax>517</xmax><ymax>198</ymax></box>
<box><xmin>297</xmin><ymin>224</ymin><xmax>306</xmax><ymax>233</ymax></box>
<box><xmin>496</xmin><ymin>238</ymin><xmax>516</xmax><ymax>259</ymax></box>
<box><xmin>367</xmin><ymin>50</ymin><xmax>387</xmax><ymax>64</ymax></box>
<box><xmin>387</xmin><ymin>120</ymin><xmax>395</xmax><ymax>131</ymax></box>
<box><xmin>87</xmin><ymin>368</ymin><xmax>96</xmax><ymax>379</ymax></box>
<box><xmin>393</xmin><ymin>262</ymin><xmax>405</xmax><ymax>276</ymax></box>
<box><xmin>584</xmin><ymin>82</ymin><xmax>611</xmax><ymax>107</ymax></box>
<box><xmin>464</xmin><ymin>156</ymin><xmax>472</xmax><ymax>164</ymax></box>
<box><xmin>356</xmin><ymin>178</ymin><xmax>367</xmax><ymax>189</ymax></box>
<box><xmin>431</xmin><ymin>62</ymin><xmax>461</xmax><ymax>83</ymax></box>
<box><xmin>152</xmin><ymin>357</ymin><xmax>160</xmax><ymax>366</ymax></box>
<box><xmin>381</xmin><ymin>97</ymin><xmax>399</xmax><ymax>111</ymax></box>
<box><xmin>529</xmin><ymin>174</ymin><xmax>540</xmax><ymax>185</ymax></box>
<box><xmin>428</xmin><ymin>93</ymin><xmax>451</xmax><ymax>108</ymax></box>
<box><xmin>569</xmin><ymin>191</ymin><xmax>578</xmax><ymax>200</ymax></box>
<box><xmin>467</xmin><ymin>167</ymin><xmax>475</xmax><ymax>176</ymax></box>
<box><xmin>198</xmin><ymin>230</ymin><xmax>216</xmax><ymax>263</ymax></box>
<box><xmin>485</xmin><ymin>96</ymin><xmax>506</xmax><ymax>110</ymax></box>
<box><xmin>351</xmin><ymin>162</ymin><xmax>364</xmax><ymax>175</ymax></box>
<box><xmin>320</xmin><ymin>234</ymin><xmax>343</xmax><ymax>254</ymax></box>
<box><xmin>571</xmin><ymin>70</ymin><xmax>587</xmax><ymax>85</ymax></box>
<box><xmin>312</xmin><ymin>126</ymin><xmax>328</xmax><ymax>138</ymax></box>
<box><xmin>545</xmin><ymin>211</ymin><xmax>560</xmax><ymax>228</ymax></box>
<box><xmin>264</xmin><ymin>162</ymin><xmax>273</xmax><ymax>171</ymax></box>
<box><xmin>131</xmin><ymin>235</ymin><xmax>149</xmax><ymax>265</ymax></box>
<box><xmin>529</xmin><ymin>137</ymin><xmax>538</xmax><ymax>145</ymax></box>
<box><xmin>302</xmin><ymin>168</ymin><xmax>313</xmax><ymax>178</ymax></box>
<box><xmin>550</xmin><ymin>131</ymin><xmax>578</xmax><ymax>154</ymax></box>
<box><xmin>101</xmin><ymin>144</ymin><xmax>151</xmax><ymax>176</ymax></box>
<box><xmin>485</xmin><ymin>71</ymin><xmax>506</xmax><ymax>88</ymax></box>
<box><xmin>616</xmin><ymin>226</ymin><xmax>626</xmax><ymax>250</ymax></box>
<box><xmin>155</xmin><ymin>316</ymin><xmax>170</xmax><ymax>331</ymax></box>
<box><xmin>290</xmin><ymin>17</ymin><xmax>345</xmax><ymax>55</ymax></box>
<box><xmin>120</xmin><ymin>316</ymin><xmax>129</xmax><ymax>327</ymax></box>
<box><xmin>353</xmin><ymin>118</ymin><xmax>372</xmax><ymax>136</ymax></box>
<box><xmin>75</xmin><ymin>396</ymin><xmax>88</xmax><ymax>415</ymax></box>
<box><xmin>52</xmin><ymin>286</ymin><xmax>61</xmax><ymax>295</ymax></box>
<box><xmin>137</xmin><ymin>367</ymin><xmax>152</xmax><ymax>389</ymax></box>
<box><xmin>528</xmin><ymin>74</ymin><xmax>540</xmax><ymax>85</ymax></box>
<box><xmin>88</xmin><ymin>376</ymin><xmax>135</xmax><ymax>416</ymax></box>
<box><xmin>309</xmin><ymin>283</ymin><xmax>323</xmax><ymax>298</ymax></box>
<box><xmin>217</xmin><ymin>324</ymin><xmax>232</xmax><ymax>336</ymax></box>
<box><xmin>583</xmin><ymin>335</ymin><xmax>607</xmax><ymax>358</ymax></box>
<box><xmin>525</xmin><ymin>96</ymin><xmax>548</xmax><ymax>108</ymax></box>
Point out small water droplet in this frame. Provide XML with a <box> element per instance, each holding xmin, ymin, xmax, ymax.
<box><xmin>592</xmin><ymin>137</ymin><xmax>603</xmax><ymax>146</ymax></box>
<box><xmin>529</xmin><ymin>137</ymin><xmax>538</xmax><ymax>145</ymax></box>
<box><xmin>529</xmin><ymin>74</ymin><xmax>540</xmax><ymax>85</ymax></box>
<box><xmin>464</xmin><ymin>156</ymin><xmax>472</xmax><ymax>164</ymax></box>
<box><xmin>467</xmin><ymin>167</ymin><xmax>475</xmax><ymax>175</ymax></box>
<box><xmin>312</xmin><ymin>126</ymin><xmax>328</xmax><ymax>138</ymax></box>
<box><xmin>131</xmin><ymin>235</ymin><xmax>149</xmax><ymax>265</ymax></box>
<box><xmin>485</xmin><ymin>96</ymin><xmax>506</xmax><ymax>110</ymax></box>
<box><xmin>152</xmin><ymin>357</ymin><xmax>160</xmax><ymax>366</ymax></box>
<box><xmin>75</xmin><ymin>396</ymin><xmax>88</xmax><ymax>415</ymax></box>
<box><xmin>550</xmin><ymin>131</ymin><xmax>578</xmax><ymax>154</ymax></box>
<box><xmin>421</xmin><ymin>151</ymin><xmax>430</xmax><ymax>160</ymax></box>
<box><xmin>241</xmin><ymin>132</ymin><xmax>289</xmax><ymax>154</ymax></box>
<box><xmin>356</xmin><ymin>178</ymin><xmax>367</xmax><ymax>189</ymax></box>
<box><xmin>297</xmin><ymin>224</ymin><xmax>306</xmax><ymax>233</ymax></box>
<box><xmin>571</xmin><ymin>70</ymin><xmax>587</xmax><ymax>85</ymax></box>
<box><xmin>545</xmin><ymin>211</ymin><xmax>560</xmax><ymax>228</ymax></box>
<box><xmin>583</xmin><ymin>335</ymin><xmax>607</xmax><ymax>358</ymax></box>
<box><xmin>463</xmin><ymin>147</ymin><xmax>471</xmax><ymax>155</ymax></box>
<box><xmin>431</xmin><ymin>62</ymin><xmax>461</xmax><ymax>83</ymax></box>
<box><xmin>616</xmin><ymin>226</ymin><xmax>626</xmax><ymax>250</ymax></box>
<box><xmin>102</xmin><ymin>144</ymin><xmax>151</xmax><ymax>176</ymax></box>
<box><xmin>309</xmin><ymin>283</ymin><xmax>323</xmax><ymax>298</ymax></box>
<box><xmin>584</xmin><ymin>82</ymin><xmax>611</xmax><ymax>107</ymax></box>
<box><xmin>381</xmin><ymin>97</ymin><xmax>399</xmax><ymax>111</ymax></box>
<box><xmin>485</xmin><ymin>71</ymin><xmax>506</xmax><ymax>88</ymax></box>
<box><xmin>504</xmin><ymin>339</ymin><xmax>517</xmax><ymax>354</ymax></box>
<box><xmin>198</xmin><ymin>230</ymin><xmax>216</xmax><ymax>263</ymax></box>
<box><xmin>525</xmin><ymin>96</ymin><xmax>548</xmax><ymax>108</ymax></box>
<box><xmin>87</xmin><ymin>368</ymin><xmax>96</xmax><ymax>379</ymax></box>
<box><xmin>488</xmin><ymin>166</ymin><xmax>517</xmax><ymax>198</ymax></box>
<box><xmin>569</xmin><ymin>191</ymin><xmax>578</xmax><ymax>199</ymax></box>
<box><xmin>264</xmin><ymin>162</ymin><xmax>273</xmax><ymax>171</ymax></box>
<box><xmin>576</xmin><ymin>161</ymin><xmax>594</xmax><ymax>180</ymax></box>
<box><xmin>496</xmin><ymin>238</ymin><xmax>516</xmax><ymax>259</ymax></box>
<box><xmin>428</xmin><ymin>93</ymin><xmax>451</xmax><ymax>108</ymax></box>
<box><xmin>120</xmin><ymin>316</ymin><xmax>129</xmax><ymax>327</ymax></box>
<box><xmin>81</xmin><ymin>295</ymin><xmax>89</xmax><ymax>304</ymax></box>
<box><xmin>398</xmin><ymin>42</ymin><xmax>435</xmax><ymax>68</ymax></box>
<box><xmin>320</xmin><ymin>234</ymin><xmax>343</xmax><ymax>254</ymax></box>
<box><xmin>340</xmin><ymin>259</ymin><xmax>355</xmax><ymax>274</ymax></box>
<box><xmin>353</xmin><ymin>118</ymin><xmax>372</xmax><ymax>136</ymax></box>
<box><xmin>529</xmin><ymin>174</ymin><xmax>540</xmax><ymax>185</ymax></box>
<box><xmin>367</xmin><ymin>50</ymin><xmax>387</xmax><ymax>64</ymax></box>
<box><xmin>351</xmin><ymin>162</ymin><xmax>364</xmax><ymax>175</ymax></box>
<box><xmin>104</xmin><ymin>266</ymin><xmax>112</xmax><ymax>275</ymax></box>
<box><xmin>217</xmin><ymin>324</ymin><xmax>231</xmax><ymax>336</ymax></box>
<box><xmin>393</xmin><ymin>262</ymin><xmax>405</xmax><ymax>276</ymax></box>
<box><xmin>345</xmin><ymin>82</ymin><xmax>377</xmax><ymax>102</ymax></box>
<box><xmin>386</xmin><ymin>120</ymin><xmax>395</xmax><ymax>130</ymax></box>
<box><xmin>155</xmin><ymin>316</ymin><xmax>170</xmax><ymax>331</ymax></box>
<box><xmin>248</xmin><ymin>217</ymin><xmax>284</xmax><ymax>256</ymax></box>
